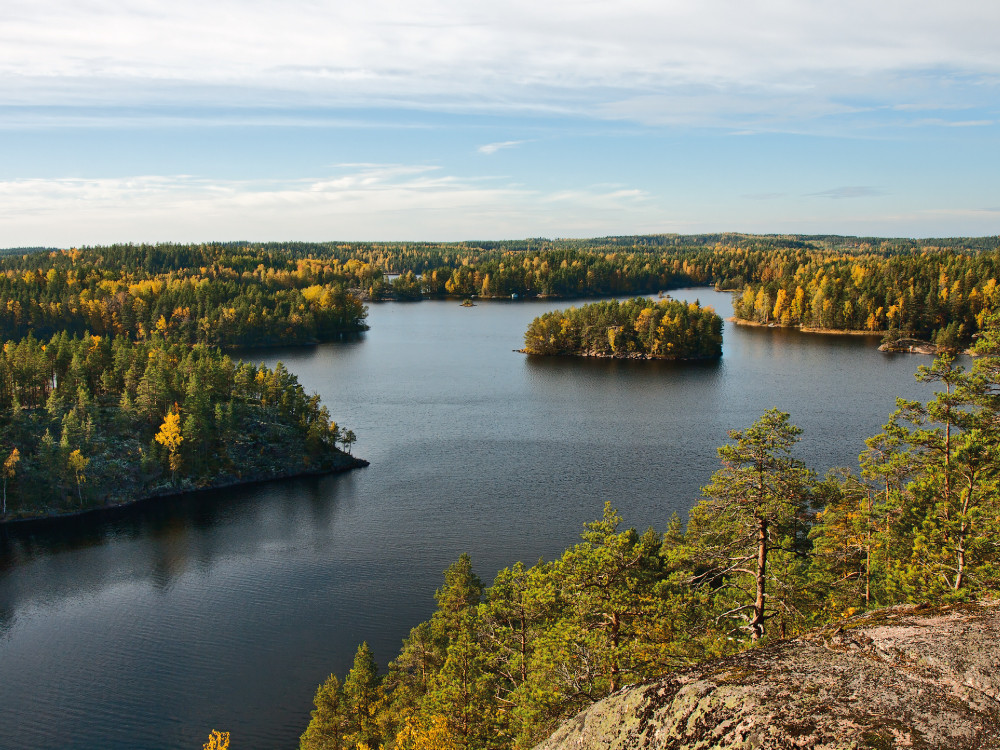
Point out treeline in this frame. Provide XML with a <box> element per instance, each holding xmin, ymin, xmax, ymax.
<box><xmin>731</xmin><ymin>249</ymin><xmax>1000</xmax><ymax>347</ymax></box>
<box><xmin>522</xmin><ymin>298</ymin><xmax>722</xmax><ymax>359</ymax></box>
<box><xmin>385</xmin><ymin>249</ymin><xmax>708</xmax><ymax>300</ymax></box>
<box><xmin>0</xmin><ymin>244</ymin><xmax>370</xmax><ymax>348</ymax></box>
<box><xmin>300</xmin><ymin>324</ymin><xmax>1000</xmax><ymax>750</ymax></box>
<box><xmin>361</xmin><ymin>236</ymin><xmax>1000</xmax><ymax>347</ymax></box>
<box><xmin>5</xmin><ymin>238</ymin><xmax>998</xmax><ymax>349</ymax></box>
<box><xmin>0</xmin><ymin>333</ymin><xmax>356</xmax><ymax>518</ymax></box>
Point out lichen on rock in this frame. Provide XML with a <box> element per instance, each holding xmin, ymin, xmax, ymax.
<box><xmin>534</xmin><ymin>601</ymin><xmax>1000</xmax><ymax>750</ymax></box>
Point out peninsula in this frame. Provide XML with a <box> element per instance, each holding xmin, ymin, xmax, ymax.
<box><xmin>0</xmin><ymin>334</ymin><xmax>363</xmax><ymax>523</ymax></box>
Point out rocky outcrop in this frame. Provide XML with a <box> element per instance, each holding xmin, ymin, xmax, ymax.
<box><xmin>877</xmin><ymin>337</ymin><xmax>940</xmax><ymax>355</ymax></box>
<box><xmin>535</xmin><ymin>602</ymin><xmax>1000</xmax><ymax>749</ymax></box>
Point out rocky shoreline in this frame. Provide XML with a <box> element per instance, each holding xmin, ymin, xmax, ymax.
<box><xmin>730</xmin><ymin>316</ymin><xmax>882</xmax><ymax>336</ymax></box>
<box><xmin>729</xmin><ymin>317</ymin><xmax>971</xmax><ymax>355</ymax></box>
<box><xmin>516</xmin><ymin>348</ymin><xmax>720</xmax><ymax>361</ymax></box>
<box><xmin>0</xmin><ymin>452</ymin><xmax>368</xmax><ymax>527</ymax></box>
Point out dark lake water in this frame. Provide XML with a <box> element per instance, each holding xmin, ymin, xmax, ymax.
<box><xmin>0</xmin><ymin>289</ymin><xmax>935</xmax><ymax>750</ymax></box>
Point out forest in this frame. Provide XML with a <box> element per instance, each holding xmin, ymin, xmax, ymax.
<box><xmin>0</xmin><ymin>333</ymin><xmax>358</xmax><ymax>518</ymax></box>
<box><xmin>730</xmin><ymin>249</ymin><xmax>1000</xmax><ymax>349</ymax></box>
<box><xmin>3</xmin><ymin>235</ymin><xmax>998</xmax><ymax>349</ymax></box>
<box><xmin>0</xmin><ymin>244</ymin><xmax>370</xmax><ymax>348</ymax></box>
<box><xmin>3</xmin><ymin>233</ymin><xmax>999</xmax><ymax>520</ymax></box>
<box><xmin>299</xmin><ymin>320</ymin><xmax>1000</xmax><ymax>750</ymax></box>
<box><xmin>2</xmin><ymin>235</ymin><xmax>999</xmax><ymax>745</ymax></box>
<box><xmin>0</xmin><ymin>243</ymin><xmax>369</xmax><ymax>520</ymax></box>
<box><xmin>522</xmin><ymin>298</ymin><xmax>722</xmax><ymax>359</ymax></box>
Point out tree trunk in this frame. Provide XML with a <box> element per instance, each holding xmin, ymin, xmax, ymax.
<box><xmin>609</xmin><ymin>611</ymin><xmax>621</xmax><ymax>692</ymax></box>
<box><xmin>750</xmin><ymin>518</ymin><xmax>768</xmax><ymax>641</ymax></box>
<box><xmin>865</xmin><ymin>492</ymin><xmax>872</xmax><ymax>605</ymax></box>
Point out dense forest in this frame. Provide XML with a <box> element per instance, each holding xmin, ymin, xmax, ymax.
<box><xmin>730</xmin><ymin>249</ymin><xmax>1000</xmax><ymax>349</ymax></box>
<box><xmin>375</xmin><ymin>237</ymin><xmax>1000</xmax><ymax>347</ymax></box>
<box><xmin>0</xmin><ymin>333</ymin><xmax>358</xmax><ymax>519</ymax></box>
<box><xmin>3</xmin><ymin>235</ymin><xmax>997</xmax><ymax>348</ymax></box>
<box><xmin>299</xmin><ymin>320</ymin><xmax>1000</xmax><ymax>750</ymax></box>
<box><xmin>522</xmin><ymin>298</ymin><xmax>722</xmax><ymax>359</ymax></box>
<box><xmin>2</xmin><ymin>233</ymin><xmax>998</xmax><ymax>521</ymax></box>
<box><xmin>0</xmin><ymin>244</ymin><xmax>370</xmax><ymax>348</ymax></box>
<box><xmin>0</xmin><ymin>243</ymin><xmax>369</xmax><ymax>520</ymax></box>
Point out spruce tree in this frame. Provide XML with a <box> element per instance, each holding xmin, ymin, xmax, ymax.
<box><xmin>300</xmin><ymin>674</ymin><xmax>346</xmax><ymax>750</ymax></box>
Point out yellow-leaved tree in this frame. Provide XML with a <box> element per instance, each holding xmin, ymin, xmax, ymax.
<box><xmin>202</xmin><ymin>729</ymin><xmax>229</xmax><ymax>750</ymax></box>
<box><xmin>3</xmin><ymin>447</ymin><xmax>20</xmax><ymax>515</ymax></box>
<box><xmin>67</xmin><ymin>449</ymin><xmax>88</xmax><ymax>506</ymax></box>
<box><xmin>155</xmin><ymin>405</ymin><xmax>184</xmax><ymax>482</ymax></box>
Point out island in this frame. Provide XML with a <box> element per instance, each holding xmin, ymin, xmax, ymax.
<box><xmin>521</xmin><ymin>297</ymin><xmax>722</xmax><ymax>359</ymax></box>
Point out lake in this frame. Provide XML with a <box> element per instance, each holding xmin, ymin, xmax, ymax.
<box><xmin>0</xmin><ymin>289</ymin><xmax>935</xmax><ymax>749</ymax></box>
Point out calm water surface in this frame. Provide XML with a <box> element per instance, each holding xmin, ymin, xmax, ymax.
<box><xmin>0</xmin><ymin>289</ymin><xmax>934</xmax><ymax>749</ymax></box>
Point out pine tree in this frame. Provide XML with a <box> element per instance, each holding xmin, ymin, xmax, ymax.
<box><xmin>886</xmin><ymin>353</ymin><xmax>1000</xmax><ymax>598</ymax></box>
<box><xmin>433</xmin><ymin>554</ymin><xmax>483</xmax><ymax>640</ymax></box>
<box><xmin>687</xmin><ymin>409</ymin><xmax>815</xmax><ymax>641</ymax></box>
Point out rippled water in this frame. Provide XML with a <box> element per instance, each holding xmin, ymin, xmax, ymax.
<box><xmin>0</xmin><ymin>289</ymin><xmax>934</xmax><ymax>749</ymax></box>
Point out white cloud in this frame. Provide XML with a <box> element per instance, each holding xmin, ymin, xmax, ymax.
<box><xmin>477</xmin><ymin>140</ymin><xmax>527</xmax><ymax>155</ymax></box>
<box><xmin>1</xmin><ymin>166</ymin><xmax>997</xmax><ymax>245</ymax></box>
<box><xmin>1</xmin><ymin>1</ymin><xmax>998</xmax><ymax>128</ymax></box>
<box><xmin>0</xmin><ymin>166</ymin><xmax>661</xmax><ymax>246</ymax></box>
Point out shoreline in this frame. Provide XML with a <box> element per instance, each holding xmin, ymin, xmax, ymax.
<box><xmin>729</xmin><ymin>317</ymin><xmax>883</xmax><ymax>336</ymax></box>
<box><xmin>728</xmin><ymin>317</ymin><xmax>976</xmax><ymax>356</ymax></box>
<box><xmin>0</xmin><ymin>453</ymin><xmax>369</xmax><ymax>528</ymax></box>
<box><xmin>516</xmin><ymin>348</ymin><xmax>720</xmax><ymax>361</ymax></box>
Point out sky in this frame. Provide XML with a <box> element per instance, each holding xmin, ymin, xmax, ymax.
<box><xmin>2</xmin><ymin>0</ymin><xmax>999</xmax><ymax>245</ymax></box>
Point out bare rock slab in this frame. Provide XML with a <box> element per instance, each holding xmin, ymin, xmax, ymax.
<box><xmin>535</xmin><ymin>602</ymin><xmax>1000</xmax><ymax>750</ymax></box>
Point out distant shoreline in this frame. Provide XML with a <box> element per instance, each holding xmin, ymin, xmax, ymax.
<box><xmin>728</xmin><ymin>317</ymin><xmax>975</xmax><ymax>355</ymax></box>
<box><xmin>729</xmin><ymin>317</ymin><xmax>883</xmax><ymax>336</ymax></box>
<box><xmin>0</xmin><ymin>453</ymin><xmax>368</xmax><ymax>527</ymax></box>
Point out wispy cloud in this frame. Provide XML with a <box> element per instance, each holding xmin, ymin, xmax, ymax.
<box><xmin>807</xmin><ymin>186</ymin><xmax>887</xmax><ymax>200</ymax></box>
<box><xmin>1</xmin><ymin>1</ymin><xmax>998</xmax><ymax>130</ymax></box>
<box><xmin>911</xmin><ymin>118</ymin><xmax>995</xmax><ymax>128</ymax></box>
<box><xmin>477</xmin><ymin>140</ymin><xmax>527</xmax><ymax>155</ymax></box>
<box><xmin>0</xmin><ymin>165</ymin><xmax>660</xmax><ymax>246</ymax></box>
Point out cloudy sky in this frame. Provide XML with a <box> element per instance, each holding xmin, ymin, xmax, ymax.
<box><xmin>2</xmin><ymin>0</ymin><xmax>999</xmax><ymax>245</ymax></box>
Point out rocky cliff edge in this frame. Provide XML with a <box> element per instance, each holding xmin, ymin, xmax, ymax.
<box><xmin>535</xmin><ymin>601</ymin><xmax>1000</xmax><ymax>750</ymax></box>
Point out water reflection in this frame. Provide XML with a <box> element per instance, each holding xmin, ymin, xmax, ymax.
<box><xmin>0</xmin><ymin>473</ymin><xmax>354</xmax><ymax>608</ymax></box>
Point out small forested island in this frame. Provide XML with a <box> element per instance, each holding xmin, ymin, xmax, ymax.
<box><xmin>522</xmin><ymin>297</ymin><xmax>722</xmax><ymax>359</ymax></box>
<box><xmin>299</xmin><ymin>318</ymin><xmax>1000</xmax><ymax>750</ymax></box>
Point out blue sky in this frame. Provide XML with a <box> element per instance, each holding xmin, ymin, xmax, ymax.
<box><xmin>2</xmin><ymin>0</ymin><xmax>999</xmax><ymax>245</ymax></box>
